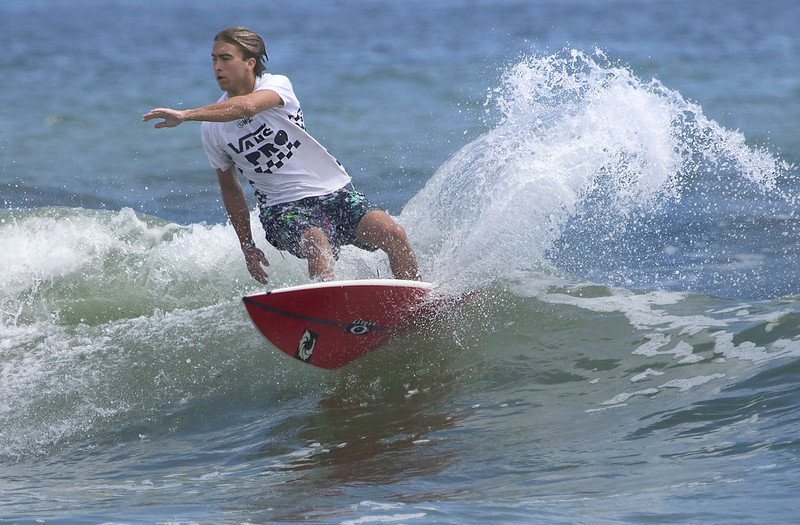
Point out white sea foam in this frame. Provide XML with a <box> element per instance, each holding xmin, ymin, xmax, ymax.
<box><xmin>343</xmin><ymin>513</ymin><xmax>427</xmax><ymax>525</ymax></box>
<box><xmin>600</xmin><ymin>388</ymin><xmax>660</xmax><ymax>406</ymax></box>
<box><xmin>631</xmin><ymin>368</ymin><xmax>665</xmax><ymax>383</ymax></box>
<box><xmin>661</xmin><ymin>374</ymin><xmax>727</xmax><ymax>392</ymax></box>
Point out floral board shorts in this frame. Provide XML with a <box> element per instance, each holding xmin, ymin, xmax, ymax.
<box><xmin>256</xmin><ymin>187</ymin><xmax>381</xmax><ymax>259</ymax></box>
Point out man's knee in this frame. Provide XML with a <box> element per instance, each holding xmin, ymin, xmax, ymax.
<box><xmin>359</xmin><ymin>211</ymin><xmax>406</xmax><ymax>245</ymax></box>
<box><xmin>299</xmin><ymin>227</ymin><xmax>331</xmax><ymax>256</ymax></box>
<box><xmin>383</xmin><ymin>220</ymin><xmax>408</xmax><ymax>244</ymax></box>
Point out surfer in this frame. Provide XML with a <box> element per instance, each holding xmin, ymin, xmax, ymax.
<box><xmin>143</xmin><ymin>27</ymin><xmax>420</xmax><ymax>284</ymax></box>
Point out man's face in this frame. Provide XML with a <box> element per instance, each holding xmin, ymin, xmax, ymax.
<box><xmin>211</xmin><ymin>40</ymin><xmax>254</xmax><ymax>95</ymax></box>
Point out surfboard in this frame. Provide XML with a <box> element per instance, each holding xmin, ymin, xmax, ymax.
<box><xmin>243</xmin><ymin>279</ymin><xmax>442</xmax><ymax>370</ymax></box>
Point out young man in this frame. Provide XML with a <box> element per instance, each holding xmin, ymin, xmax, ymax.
<box><xmin>143</xmin><ymin>27</ymin><xmax>420</xmax><ymax>284</ymax></box>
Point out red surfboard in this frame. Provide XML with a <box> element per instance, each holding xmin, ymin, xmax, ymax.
<box><xmin>243</xmin><ymin>279</ymin><xmax>439</xmax><ymax>369</ymax></box>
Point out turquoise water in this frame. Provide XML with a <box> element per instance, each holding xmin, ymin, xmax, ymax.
<box><xmin>3</xmin><ymin>0</ymin><xmax>800</xmax><ymax>523</ymax></box>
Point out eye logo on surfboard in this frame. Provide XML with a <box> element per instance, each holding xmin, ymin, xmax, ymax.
<box><xmin>345</xmin><ymin>320</ymin><xmax>376</xmax><ymax>335</ymax></box>
<box><xmin>296</xmin><ymin>329</ymin><xmax>318</xmax><ymax>362</ymax></box>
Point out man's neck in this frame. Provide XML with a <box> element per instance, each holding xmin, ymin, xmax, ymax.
<box><xmin>228</xmin><ymin>75</ymin><xmax>258</xmax><ymax>98</ymax></box>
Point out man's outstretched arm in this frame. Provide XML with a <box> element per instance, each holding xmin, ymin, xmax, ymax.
<box><xmin>142</xmin><ymin>89</ymin><xmax>283</xmax><ymax>128</ymax></box>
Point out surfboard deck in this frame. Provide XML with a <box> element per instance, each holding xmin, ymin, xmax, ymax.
<box><xmin>243</xmin><ymin>279</ymin><xmax>451</xmax><ymax>370</ymax></box>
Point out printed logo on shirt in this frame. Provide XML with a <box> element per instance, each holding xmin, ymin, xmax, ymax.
<box><xmin>288</xmin><ymin>109</ymin><xmax>305</xmax><ymax>130</ymax></box>
<box><xmin>228</xmin><ymin>124</ymin><xmax>302</xmax><ymax>174</ymax></box>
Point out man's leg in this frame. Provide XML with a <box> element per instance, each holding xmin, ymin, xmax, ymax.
<box><xmin>299</xmin><ymin>227</ymin><xmax>335</xmax><ymax>282</ymax></box>
<box><xmin>356</xmin><ymin>210</ymin><xmax>420</xmax><ymax>280</ymax></box>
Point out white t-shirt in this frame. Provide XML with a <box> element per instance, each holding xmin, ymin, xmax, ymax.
<box><xmin>201</xmin><ymin>74</ymin><xmax>351</xmax><ymax>206</ymax></box>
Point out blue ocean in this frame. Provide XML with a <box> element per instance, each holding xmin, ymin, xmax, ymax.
<box><xmin>3</xmin><ymin>0</ymin><xmax>800</xmax><ymax>523</ymax></box>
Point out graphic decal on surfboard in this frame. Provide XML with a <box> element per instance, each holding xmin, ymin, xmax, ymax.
<box><xmin>296</xmin><ymin>329</ymin><xmax>318</xmax><ymax>362</ymax></box>
<box><xmin>344</xmin><ymin>320</ymin><xmax>376</xmax><ymax>335</ymax></box>
<box><xmin>243</xmin><ymin>279</ymin><xmax>443</xmax><ymax>369</ymax></box>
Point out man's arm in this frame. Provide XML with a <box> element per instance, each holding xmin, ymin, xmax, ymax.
<box><xmin>216</xmin><ymin>166</ymin><xmax>270</xmax><ymax>284</ymax></box>
<box><xmin>142</xmin><ymin>89</ymin><xmax>283</xmax><ymax>128</ymax></box>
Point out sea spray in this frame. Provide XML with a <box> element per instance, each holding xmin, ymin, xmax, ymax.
<box><xmin>401</xmin><ymin>49</ymin><xmax>793</xmax><ymax>296</ymax></box>
<box><xmin>397</xmin><ymin>49</ymin><xmax>800</xmax><ymax>425</ymax></box>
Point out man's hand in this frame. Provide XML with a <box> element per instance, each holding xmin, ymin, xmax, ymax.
<box><xmin>244</xmin><ymin>246</ymin><xmax>270</xmax><ymax>284</ymax></box>
<box><xmin>142</xmin><ymin>108</ymin><xmax>186</xmax><ymax>128</ymax></box>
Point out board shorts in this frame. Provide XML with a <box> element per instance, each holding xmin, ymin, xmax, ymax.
<box><xmin>256</xmin><ymin>187</ymin><xmax>381</xmax><ymax>259</ymax></box>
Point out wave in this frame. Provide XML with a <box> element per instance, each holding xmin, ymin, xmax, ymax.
<box><xmin>3</xmin><ymin>206</ymin><xmax>799</xmax><ymax>464</ymax></box>
<box><xmin>3</xmin><ymin>49</ymin><xmax>799</xmax><ymax>463</ymax></box>
<box><xmin>0</xmin><ymin>206</ymin><xmax>309</xmax><ymax>460</ymax></box>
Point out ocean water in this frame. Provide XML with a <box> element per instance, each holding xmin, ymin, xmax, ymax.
<box><xmin>3</xmin><ymin>0</ymin><xmax>800</xmax><ymax>523</ymax></box>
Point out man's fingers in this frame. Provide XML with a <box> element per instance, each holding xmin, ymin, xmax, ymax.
<box><xmin>246</xmin><ymin>248</ymin><xmax>270</xmax><ymax>284</ymax></box>
<box><xmin>142</xmin><ymin>109</ymin><xmax>181</xmax><ymax>128</ymax></box>
<box><xmin>141</xmin><ymin>109</ymin><xmax>161</xmax><ymax>121</ymax></box>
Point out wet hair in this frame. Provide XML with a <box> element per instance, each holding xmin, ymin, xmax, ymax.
<box><xmin>214</xmin><ymin>27</ymin><xmax>269</xmax><ymax>76</ymax></box>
